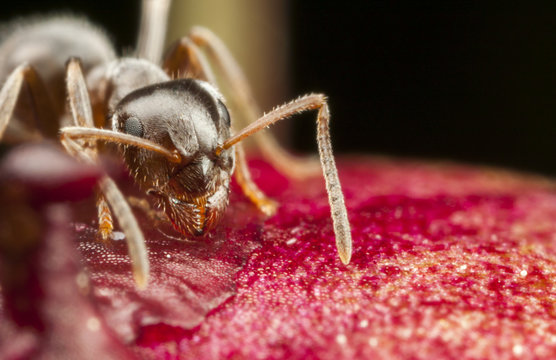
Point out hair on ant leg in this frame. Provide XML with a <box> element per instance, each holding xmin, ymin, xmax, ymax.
<box><xmin>0</xmin><ymin>0</ymin><xmax>353</xmax><ymax>287</ymax></box>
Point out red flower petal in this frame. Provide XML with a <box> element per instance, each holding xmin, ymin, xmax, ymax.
<box><xmin>134</xmin><ymin>158</ymin><xmax>556</xmax><ymax>359</ymax></box>
<box><xmin>75</xmin><ymin>198</ymin><xmax>263</xmax><ymax>341</ymax></box>
<box><xmin>2</xmin><ymin>148</ymin><xmax>555</xmax><ymax>359</ymax></box>
<box><xmin>0</xmin><ymin>145</ymin><xmax>134</xmax><ymax>359</ymax></box>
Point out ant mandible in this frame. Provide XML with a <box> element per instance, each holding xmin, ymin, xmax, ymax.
<box><xmin>0</xmin><ymin>0</ymin><xmax>352</xmax><ymax>287</ymax></box>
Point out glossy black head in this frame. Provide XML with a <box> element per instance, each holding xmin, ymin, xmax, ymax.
<box><xmin>111</xmin><ymin>79</ymin><xmax>234</xmax><ymax>236</ymax></box>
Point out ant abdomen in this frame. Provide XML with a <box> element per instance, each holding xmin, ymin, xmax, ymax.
<box><xmin>0</xmin><ymin>17</ymin><xmax>115</xmax><ymax>140</ymax></box>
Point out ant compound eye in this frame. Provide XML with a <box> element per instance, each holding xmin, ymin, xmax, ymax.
<box><xmin>124</xmin><ymin>116</ymin><xmax>144</xmax><ymax>138</ymax></box>
<box><xmin>217</xmin><ymin>100</ymin><xmax>231</xmax><ymax>127</ymax></box>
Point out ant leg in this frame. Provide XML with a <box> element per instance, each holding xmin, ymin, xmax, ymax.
<box><xmin>97</xmin><ymin>192</ymin><xmax>114</xmax><ymax>242</ymax></box>
<box><xmin>0</xmin><ymin>63</ymin><xmax>57</xmax><ymax>141</ymax></box>
<box><xmin>66</xmin><ymin>58</ymin><xmax>95</xmax><ymax>128</ymax></box>
<box><xmin>66</xmin><ymin>58</ymin><xmax>112</xmax><ymax>238</ymax></box>
<box><xmin>234</xmin><ymin>143</ymin><xmax>278</xmax><ymax>216</ymax></box>
<box><xmin>217</xmin><ymin>94</ymin><xmax>352</xmax><ymax>265</ymax></box>
<box><xmin>98</xmin><ymin>176</ymin><xmax>150</xmax><ymax>288</ymax></box>
<box><xmin>188</xmin><ymin>26</ymin><xmax>321</xmax><ymax>180</ymax></box>
<box><xmin>136</xmin><ymin>0</ymin><xmax>172</xmax><ymax>64</ymax></box>
<box><xmin>163</xmin><ymin>37</ymin><xmax>217</xmax><ymax>84</ymax></box>
<box><xmin>64</xmin><ymin>58</ymin><xmax>150</xmax><ymax>288</ymax></box>
<box><xmin>62</xmin><ymin>131</ymin><xmax>150</xmax><ymax>287</ymax></box>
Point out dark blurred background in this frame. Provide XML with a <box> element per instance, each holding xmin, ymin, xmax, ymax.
<box><xmin>291</xmin><ymin>1</ymin><xmax>556</xmax><ymax>176</ymax></box>
<box><xmin>1</xmin><ymin>1</ymin><xmax>555</xmax><ymax>176</ymax></box>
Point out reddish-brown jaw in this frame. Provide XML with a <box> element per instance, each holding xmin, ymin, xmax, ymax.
<box><xmin>169</xmin><ymin>196</ymin><xmax>210</xmax><ymax>236</ymax></box>
<box><xmin>161</xmin><ymin>183</ymin><xmax>230</xmax><ymax>238</ymax></box>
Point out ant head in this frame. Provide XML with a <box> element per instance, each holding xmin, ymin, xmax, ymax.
<box><xmin>112</xmin><ymin>79</ymin><xmax>235</xmax><ymax>236</ymax></box>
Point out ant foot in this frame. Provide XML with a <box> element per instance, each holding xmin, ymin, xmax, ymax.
<box><xmin>257</xmin><ymin>197</ymin><xmax>279</xmax><ymax>217</ymax></box>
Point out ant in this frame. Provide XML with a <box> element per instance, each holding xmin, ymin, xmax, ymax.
<box><xmin>0</xmin><ymin>0</ymin><xmax>352</xmax><ymax>288</ymax></box>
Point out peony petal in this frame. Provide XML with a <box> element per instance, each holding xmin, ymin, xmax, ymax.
<box><xmin>134</xmin><ymin>158</ymin><xmax>556</xmax><ymax>360</ymax></box>
<box><xmin>2</xmin><ymin>148</ymin><xmax>555</xmax><ymax>359</ymax></box>
<box><xmin>0</xmin><ymin>144</ymin><xmax>134</xmax><ymax>359</ymax></box>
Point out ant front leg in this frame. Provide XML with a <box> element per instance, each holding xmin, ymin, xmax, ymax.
<box><xmin>234</xmin><ymin>143</ymin><xmax>278</xmax><ymax>216</ymax></box>
<box><xmin>96</xmin><ymin>192</ymin><xmax>114</xmax><ymax>243</ymax></box>
<box><xmin>169</xmin><ymin>27</ymin><xmax>321</xmax><ymax>179</ymax></box>
<box><xmin>217</xmin><ymin>94</ymin><xmax>352</xmax><ymax>265</ymax></box>
<box><xmin>65</xmin><ymin>58</ymin><xmax>114</xmax><ymax>242</ymax></box>
<box><xmin>0</xmin><ymin>63</ymin><xmax>57</xmax><ymax>142</ymax></box>
<box><xmin>62</xmin><ymin>58</ymin><xmax>150</xmax><ymax>288</ymax></box>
